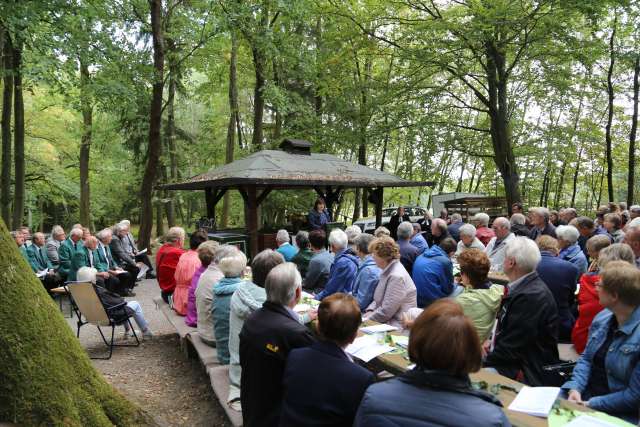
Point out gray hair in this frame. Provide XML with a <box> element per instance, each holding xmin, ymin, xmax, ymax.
<box><xmin>69</xmin><ymin>228</ymin><xmax>83</xmax><ymax>238</ymax></box>
<box><xmin>51</xmin><ymin>225</ymin><xmax>65</xmax><ymax>237</ymax></box>
<box><xmin>598</xmin><ymin>243</ymin><xmax>636</xmax><ymax>269</ymax></box>
<box><xmin>265</xmin><ymin>262</ymin><xmax>301</xmax><ymax>306</ymax></box>
<box><xmin>493</xmin><ymin>217</ymin><xmax>511</xmax><ymax>230</ymax></box>
<box><xmin>276</xmin><ymin>229</ymin><xmax>290</xmax><ymax>244</ymax></box>
<box><xmin>397</xmin><ymin>221</ymin><xmax>414</xmax><ymax>240</ymax></box>
<box><xmin>504</xmin><ymin>236</ymin><xmax>541</xmax><ymax>273</ymax></box>
<box><xmin>328</xmin><ymin>229</ymin><xmax>348</xmax><ymax>250</ymax></box>
<box><xmin>451</xmin><ymin>213</ymin><xmax>462</xmax><ymax>223</ymax></box>
<box><xmin>218</xmin><ymin>250</ymin><xmax>248</xmax><ymax>278</ymax></box>
<box><xmin>251</xmin><ymin>249</ymin><xmax>285</xmax><ymax>288</ymax></box>
<box><xmin>354</xmin><ymin>233</ymin><xmax>375</xmax><ymax>255</ymax></box>
<box><xmin>76</xmin><ymin>266</ymin><xmax>97</xmax><ymax>283</ymax></box>
<box><xmin>530</xmin><ymin>207</ymin><xmax>550</xmax><ymax>222</ymax></box>
<box><xmin>114</xmin><ymin>222</ymin><xmax>128</xmax><ymax>233</ymax></box>
<box><xmin>213</xmin><ymin>245</ymin><xmax>239</xmax><ymax>265</ymax></box>
<box><xmin>345</xmin><ymin>225</ymin><xmax>362</xmax><ymax>244</ymax></box>
<box><xmin>564</xmin><ymin>208</ymin><xmax>577</xmax><ymax>219</ymax></box>
<box><xmin>96</xmin><ymin>228</ymin><xmax>112</xmax><ymax>242</ymax></box>
<box><xmin>295</xmin><ymin>230</ymin><xmax>310</xmax><ymax>249</ymax></box>
<box><xmin>472</xmin><ymin>213</ymin><xmax>490</xmax><ymax>227</ymax></box>
<box><xmin>630</xmin><ymin>205</ymin><xmax>640</xmax><ymax>214</ymax></box>
<box><xmin>628</xmin><ymin>217</ymin><xmax>640</xmax><ymax>229</ymax></box>
<box><xmin>374</xmin><ymin>226</ymin><xmax>390</xmax><ymax>237</ymax></box>
<box><xmin>166</xmin><ymin>226</ymin><xmax>185</xmax><ymax>243</ymax></box>
<box><xmin>412</xmin><ymin>223</ymin><xmax>421</xmax><ymax>232</ymax></box>
<box><xmin>556</xmin><ymin>225</ymin><xmax>579</xmax><ymax>244</ymax></box>
<box><xmin>510</xmin><ymin>213</ymin><xmax>526</xmax><ymax>226</ymax></box>
<box><xmin>119</xmin><ymin>219</ymin><xmax>131</xmax><ymax>226</ymax></box>
<box><xmin>459</xmin><ymin>223</ymin><xmax>477</xmax><ymax>238</ymax></box>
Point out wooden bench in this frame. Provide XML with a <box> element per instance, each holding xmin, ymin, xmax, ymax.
<box><xmin>154</xmin><ymin>297</ymin><xmax>243</xmax><ymax>426</ymax></box>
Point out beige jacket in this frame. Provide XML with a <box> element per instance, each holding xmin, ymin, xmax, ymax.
<box><xmin>365</xmin><ymin>259</ymin><xmax>417</xmax><ymax>328</ymax></box>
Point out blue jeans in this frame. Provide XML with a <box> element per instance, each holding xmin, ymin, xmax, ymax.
<box><xmin>123</xmin><ymin>301</ymin><xmax>149</xmax><ymax>331</ymax></box>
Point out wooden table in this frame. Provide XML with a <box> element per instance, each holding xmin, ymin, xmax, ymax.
<box><xmin>488</xmin><ymin>271</ymin><xmax>510</xmax><ymax>285</ymax></box>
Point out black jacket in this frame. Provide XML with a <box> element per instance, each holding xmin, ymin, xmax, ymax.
<box><xmin>240</xmin><ymin>301</ymin><xmax>315</xmax><ymax>427</ymax></box>
<box><xmin>511</xmin><ymin>223</ymin><xmax>531</xmax><ymax>237</ymax></box>
<box><xmin>484</xmin><ymin>271</ymin><xmax>560</xmax><ymax>386</ymax></box>
<box><xmin>280</xmin><ymin>341</ymin><xmax>374</xmax><ymax>427</ymax></box>
<box><xmin>110</xmin><ymin>235</ymin><xmax>136</xmax><ymax>268</ymax></box>
<box><xmin>529</xmin><ymin>222</ymin><xmax>557</xmax><ymax>240</ymax></box>
<box><xmin>388</xmin><ymin>213</ymin><xmax>410</xmax><ymax>240</ymax></box>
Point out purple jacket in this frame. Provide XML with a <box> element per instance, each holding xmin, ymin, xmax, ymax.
<box><xmin>185</xmin><ymin>265</ymin><xmax>206</xmax><ymax>327</ymax></box>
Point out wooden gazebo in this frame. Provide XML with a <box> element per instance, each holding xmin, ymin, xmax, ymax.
<box><xmin>160</xmin><ymin>139</ymin><xmax>434</xmax><ymax>256</ymax></box>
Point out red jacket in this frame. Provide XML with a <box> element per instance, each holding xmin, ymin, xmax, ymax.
<box><xmin>571</xmin><ymin>272</ymin><xmax>604</xmax><ymax>354</ymax></box>
<box><xmin>476</xmin><ymin>226</ymin><xmax>496</xmax><ymax>247</ymax></box>
<box><xmin>156</xmin><ymin>243</ymin><xmax>186</xmax><ymax>293</ymax></box>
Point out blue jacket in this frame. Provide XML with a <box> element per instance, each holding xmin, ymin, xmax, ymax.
<box><xmin>448</xmin><ymin>221</ymin><xmax>464</xmax><ymax>242</ymax></box>
<box><xmin>281</xmin><ymin>341</ymin><xmax>374</xmax><ymax>427</ymax></box>
<box><xmin>409</xmin><ymin>233</ymin><xmax>428</xmax><ymax>254</ymax></box>
<box><xmin>352</xmin><ymin>256</ymin><xmax>381</xmax><ymax>311</ymax></box>
<box><xmin>315</xmin><ymin>249</ymin><xmax>358</xmax><ymax>300</ymax></box>
<box><xmin>559</xmin><ymin>243</ymin><xmax>588</xmax><ymax>275</ymax></box>
<box><xmin>276</xmin><ymin>243</ymin><xmax>298</xmax><ymax>262</ymax></box>
<box><xmin>212</xmin><ymin>277</ymin><xmax>243</xmax><ymax>364</ymax></box>
<box><xmin>308</xmin><ymin>209</ymin><xmax>331</xmax><ymax>230</ymax></box>
<box><xmin>354</xmin><ymin>368</ymin><xmax>510</xmax><ymax>427</ymax></box>
<box><xmin>398</xmin><ymin>239</ymin><xmax>419</xmax><ymax>274</ymax></box>
<box><xmin>411</xmin><ymin>245</ymin><xmax>453</xmax><ymax>308</ymax></box>
<box><xmin>536</xmin><ymin>251</ymin><xmax>579</xmax><ymax>340</ymax></box>
<box><xmin>563</xmin><ymin>307</ymin><xmax>640</xmax><ymax>417</ymax></box>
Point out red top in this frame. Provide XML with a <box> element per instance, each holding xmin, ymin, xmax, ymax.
<box><xmin>476</xmin><ymin>226</ymin><xmax>496</xmax><ymax>247</ymax></box>
<box><xmin>571</xmin><ymin>272</ymin><xmax>604</xmax><ymax>354</ymax></box>
<box><xmin>155</xmin><ymin>243</ymin><xmax>186</xmax><ymax>293</ymax></box>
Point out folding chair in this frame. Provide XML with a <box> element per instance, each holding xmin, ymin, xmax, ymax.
<box><xmin>66</xmin><ymin>281</ymin><xmax>140</xmax><ymax>359</ymax></box>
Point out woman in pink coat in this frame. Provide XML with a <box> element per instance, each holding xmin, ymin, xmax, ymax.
<box><xmin>172</xmin><ymin>231</ymin><xmax>207</xmax><ymax>315</ymax></box>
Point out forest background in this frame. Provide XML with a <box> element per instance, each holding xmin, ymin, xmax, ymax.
<box><xmin>1</xmin><ymin>0</ymin><xmax>639</xmax><ymax>250</ymax></box>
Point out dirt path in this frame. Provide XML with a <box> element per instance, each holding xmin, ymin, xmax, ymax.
<box><xmin>64</xmin><ymin>279</ymin><xmax>231</xmax><ymax>426</ymax></box>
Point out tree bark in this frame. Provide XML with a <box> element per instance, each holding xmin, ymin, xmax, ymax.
<box><xmin>571</xmin><ymin>145</ymin><xmax>583</xmax><ymax>207</ymax></box>
<box><xmin>79</xmin><ymin>58</ymin><xmax>92</xmax><ymax>227</ymax></box>
<box><xmin>251</xmin><ymin>45</ymin><xmax>266</xmax><ymax>149</ymax></box>
<box><xmin>11</xmin><ymin>40</ymin><xmax>24</xmax><ymax>229</ymax></box>
<box><xmin>0</xmin><ymin>218</ymin><xmax>150</xmax><ymax>425</ymax></box>
<box><xmin>605</xmin><ymin>15</ymin><xmax>617</xmax><ymax>202</ymax></box>
<box><xmin>628</xmin><ymin>54</ymin><xmax>639</xmax><ymax>206</ymax></box>
<box><xmin>222</xmin><ymin>31</ymin><xmax>238</xmax><ymax>228</ymax></box>
<box><xmin>164</xmin><ymin>46</ymin><xmax>177</xmax><ymax>229</ymax></box>
<box><xmin>138</xmin><ymin>0</ymin><xmax>165</xmax><ymax>250</ymax></box>
<box><xmin>1</xmin><ymin>33</ymin><xmax>12</xmax><ymax>225</ymax></box>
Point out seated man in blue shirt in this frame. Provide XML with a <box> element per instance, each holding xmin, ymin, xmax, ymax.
<box><xmin>315</xmin><ymin>229</ymin><xmax>359</xmax><ymax>300</ymax></box>
<box><xmin>411</xmin><ymin>238</ymin><xmax>457</xmax><ymax>307</ymax></box>
<box><xmin>351</xmin><ymin>233</ymin><xmax>381</xmax><ymax>311</ymax></box>
<box><xmin>275</xmin><ymin>229</ymin><xmax>297</xmax><ymax>261</ymax></box>
<box><xmin>409</xmin><ymin>223</ymin><xmax>428</xmax><ymax>254</ymax></box>
<box><xmin>303</xmin><ymin>230</ymin><xmax>334</xmax><ymax>292</ymax></box>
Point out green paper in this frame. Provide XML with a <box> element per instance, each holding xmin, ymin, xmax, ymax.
<box><xmin>548</xmin><ymin>408</ymin><xmax>635</xmax><ymax>427</ymax></box>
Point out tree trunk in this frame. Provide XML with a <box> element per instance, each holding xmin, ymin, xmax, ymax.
<box><xmin>164</xmin><ymin>51</ymin><xmax>177</xmax><ymax>228</ymax></box>
<box><xmin>352</xmin><ymin>188</ymin><xmax>361</xmax><ymax>222</ymax></box>
<box><xmin>79</xmin><ymin>58</ymin><xmax>92</xmax><ymax>227</ymax></box>
<box><xmin>251</xmin><ymin>46</ymin><xmax>266</xmax><ymax>149</ymax></box>
<box><xmin>485</xmin><ymin>41</ymin><xmax>522</xmax><ymax>209</ymax></box>
<box><xmin>0</xmin><ymin>218</ymin><xmax>150</xmax><ymax>425</ymax></box>
<box><xmin>11</xmin><ymin>40</ymin><xmax>24</xmax><ymax>229</ymax></box>
<box><xmin>571</xmin><ymin>145</ymin><xmax>583</xmax><ymax>207</ymax></box>
<box><xmin>222</xmin><ymin>32</ymin><xmax>238</xmax><ymax>228</ymax></box>
<box><xmin>138</xmin><ymin>0</ymin><xmax>165</xmax><ymax>250</ymax></box>
<box><xmin>628</xmin><ymin>54</ymin><xmax>639</xmax><ymax>206</ymax></box>
<box><xmin>1</xmin><ymin>33</ymin><xmax>12</xmax><ymax>225</ymax></box>
<box><xmin>605</xmin><ymin>15</ymin><xmax>617</xmax><ymax>203</ymax></box>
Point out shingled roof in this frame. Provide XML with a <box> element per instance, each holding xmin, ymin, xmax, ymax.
<box><xmin>161</xmin><ymin>149</ymin><xmax>434</xmax><ymax>191</ymax></box>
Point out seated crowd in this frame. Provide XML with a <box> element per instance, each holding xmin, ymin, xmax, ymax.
<box><xmin>15</xmin><ymin>199</ymin><xmax>640</xmax><ymax>425</ymax></box>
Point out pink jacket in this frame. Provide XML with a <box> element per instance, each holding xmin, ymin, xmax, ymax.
<box><xmin>173</xmin><ymin>250</ymin><xmax>201</xmax><ymax>316</ymax></box>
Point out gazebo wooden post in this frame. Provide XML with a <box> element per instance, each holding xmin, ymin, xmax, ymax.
<box><xmin>239</xmin><ymin>186</ymin><xmax>272</xmax><ymax>258</ymax></box>
<box><xmin>374</xmin><ymin>187</ymin><xmax>384</xmax><ymax>227</ymax></box>
<box><xmin>205</xmin><ymin>188</ymin><xmax>215</xmax><ymax>218</ymax></box>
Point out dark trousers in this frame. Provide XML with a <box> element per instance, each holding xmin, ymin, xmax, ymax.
<box><xmin>41</xmin><ymin>272</ymin><xmax>63</xmax><ymax>291</ymax></box>
<box><xmin>103</xmin><ymin>275</ymin><xmax>128</xmax><ymax>296</ymax></box>
<box><xmin>116</xmin><ymin>271</ymin><xmax>135</xmax><ymax>291</ymax></box>
<box><xmin>135</xmin><ymin>253</ymin><xmax>154</xmax><ymax>273</ymax></box>
<box><xmin>123</xmin><ymin>263</ymin><xmax>141</xmax><ymax>282</ymax></box>
<box><xmin>161</xmin><ymin>290</ymin><xmax>173</xmax><ymax>304</ymax></box>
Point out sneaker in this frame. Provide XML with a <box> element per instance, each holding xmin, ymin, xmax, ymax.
<box><xmin>142</xmin><ymin>329</ymin><xmax>154</xmax><ymax>339</ymax></box>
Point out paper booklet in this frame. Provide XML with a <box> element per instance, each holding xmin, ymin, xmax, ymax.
<box><xmin>360</xmin><ymin>324</ymin><xmax>399</xmax><ymax>334</ymax></box>
<box><xmin>345</xmin><ymin>335</ymin><xmax>394</xmax><ymax>362</ymax></box>
<box><xmin>508</xmin><ymin>386</ymin><xmax>560</xmax><ymax>418</ymax></box>
<box><xmin>36</xmin><ymin>269</ymin><xmax>48</xmax><ymax>278</ymax></box>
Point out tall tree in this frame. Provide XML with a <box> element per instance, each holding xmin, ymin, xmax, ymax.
<box><xmin>221</xmin><ymin>31</ymin><xmax>239</xmax><ymax>227</ymax></box>
<box><xmin>11</xmin><ymin>36</ymin><xmax>24</xmax><ymax>229</ymax></box>
<box><xmin>605</xmin><ymin>14</ymin><xmax>617</xmax><ymax>203</ymax></box>
<box><xmin>628</xmin><ymin>53</ymin><xmax>639</xmax><ymax>206</ymax></box>
<box><xmin>78</xmin><ymin>57</ymin><xmax>92</xmax><ymax>227</ymax></box>
<box><xmin>138</xmin><ymin>0</ymin><xmax>165</xmax><ymax>250</ymax></box>
<box><xmin>0</xmin><ymin>31</ymin><xmax>12</xmax><ymax>225</ymax></box>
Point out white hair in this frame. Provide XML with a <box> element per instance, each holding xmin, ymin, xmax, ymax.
<box><xmin>96</xmin><ymin>228</ymin><xmax>112</xmax><ymax>242</ymax></box>
<box><xmin>556</xmin><ymin>225</ymin><xmax>579</xmax><ymax>244</ymax></box>
<box><xmin>451</xmin><ymin>213</ymin><xmax>462</xmax><ymax>223</ymax></box>
<box><xmin>344</xmin><ymin>225</ymin><xmax>362</xmax><ymax>243</ymax></box>
<box><xmin>493</xmin><ymin>217</ymin><xmax>511</xmax><ymax>230</ymax></box>
<box><xmin>69</xmin><ymin>228</ymin><xmax>83</xmax><ymax>238</ymax></box>
<box><xmin>276</xmin><ymin>229</ymin><xmax>290</xmax><ymax>244</ymax></box>
<box><xmin>76</xmin><ymin>266</ymin><xmax>97</xmax><ymax>283</ymax></box>
<box><xmin>166</xmin><ymin>226</ymin><xmax>185</xmax><ymax>243</ymax></box>
<box><xmin>265</xmin><ymin>262</ymin><xmax>301</xmax><ymax>306</ymax></box>
<box><xmin>472</xmin><ymin>213</ymin><xmax>490</xmax><ymax>226</ymax></box>
<box><xmin>114</xmin><ymin>222</ymin><xmax>128</xmax><ymax>233</ymax></box>
<box><xmin>120</xmin><ymin>219</ymin><xmax>131</xmax><ymax>226</ymax></box>
<box><xmin>51</xmin><ymin>225</ymin><xmax>65</xmax><ymax>237</ymax></box>
<box><xmin>213</xmin><ymin>245</ymin><xmax>240</xmax><ymax>265</ymax></box>
<box><xmin>218</xmin><ymin>250</ymin><xmax>248</xmax><ymax>278</ymax></box>
<box><xmin>328</xmin><ymin>229</ymin><xmax>348</xmax><ymax>250</ymax></box>
<box><xmin>458</xmin><ymin>223</ymin><xmax>477</xmax><ymax>238</ymax></box>
<box><xmin>510</xmin><ymin>213</ymin><xmax>526</xmax><ymax>225</ymax></box>
<box><xmin>628</xmin><ymin>217</ymin><xmax>640</xmax><ymax>229</ymax></box>
<box><xmin>530</xmin><ymin>207</ymin><xmax>550</xmax><ymax>222</ymax></box>
<box><xmin>504</xmin><ymin>237</ymin><xmax>541</xmax><ymax>273</ymax></box>
<box><xmin>397</xmin><ymin>221</ymin><xmax>414</xmax><ymax>240</ymax></box>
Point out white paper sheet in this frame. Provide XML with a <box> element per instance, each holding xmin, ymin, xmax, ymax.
<box><xmin>293</xmin><ymin>303</ymin><xmax>311</xmax><ymax>313</ymax></box>
<box><xmin>508</xmin><ymin>386</ymin><xmax>560</xmax><ymax>418</ymax></box>
<box><xmin>36</xmin><ymin>269</ymin><xmax>48</xmax><ymax>278</ymax></box>
<box><xmin>345</xmin><ymin>335</ymin><xmax>394</xmax><ymax>362</ymax></box>
<box><xmin>301</xmin><ymin>291</ymin><xmax>315</xmax><ymax>300</ymax></box>
<box><xmin>360</xmin><ymin>324</ymin><xmax>399</xmax><ymax>334</ymax></box>
<box><xmin>137</xmin><ymin>248</ymin><xmax>147</xmax><ymax>255</ymax></box>
<box><xmin>563</xmin><ymin>415</ymin><xmax>622</xmax><ymax>427</ymax></box>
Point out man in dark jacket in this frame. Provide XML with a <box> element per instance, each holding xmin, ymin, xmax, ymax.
<box><xmin>535</xmin><ymin>236</ymin><xmax>579</xmax><ymax>342</ymax></box>
<box><xmin>281</xmin><ymin>293</ymin><xmax>374</xmax><ymax>427</ymax></box>
<box><xmin>240</xmin><ymin>263</ymin><xmax>315</xmax><ymax>427</ymax></box>
<box><xmin>447</xmin><ymin>213</ymin><xmax>464</xmax><ymax>242</ymax></box>
<box><xmin>484</xmin><ymin>237</ymin><xmax>560</xmax><ymax>386</ymax></box>
<box><xmin>110</xmin><ymin>224</ymin><xmax>141</xmax><ymax>281</ymax></box>
<box><xmin>430</xmin><ymin>218</ymin><xmax>451</xmax><ymax>246</ymax></box>
<box><xmin>528</xmin><ymin>207</ymin><xmax>557</xmax><ymax>240</ymax></box>
<box><xmin>388</xmin><ymin>207</ymin><xmax>410</xmax><ymax>240</ymax></box>
<box><xmin>397</xmin><ymin>221</ymin><xmax>419</xmax><ymax>274</ymax></box>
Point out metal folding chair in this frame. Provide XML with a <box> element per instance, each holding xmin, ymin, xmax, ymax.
<box><xmin>66</xmin><ymin>281</ymin><xmax>140</xmax><ymax>359</ymax></box>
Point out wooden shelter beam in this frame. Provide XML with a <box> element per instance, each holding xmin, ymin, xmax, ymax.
<box><xmin>373</xmin><ymin>187</ymin><xmax>384</xmax><ymax>227</ymax></box>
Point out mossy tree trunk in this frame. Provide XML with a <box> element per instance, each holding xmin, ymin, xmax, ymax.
<box><xmin>0</xmin><ymin>218</ymin><xmax>150</xmax><ymax>426</ymax></box>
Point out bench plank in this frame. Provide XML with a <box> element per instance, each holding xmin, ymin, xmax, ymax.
<box><xmin>209</xmin><ymin>365</ymin><xmax>243</xmax><ymax>427</ymax></box>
